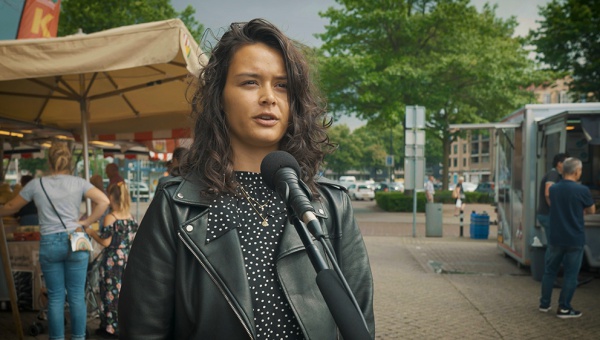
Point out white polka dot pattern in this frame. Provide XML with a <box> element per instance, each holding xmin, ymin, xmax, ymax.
<box><xmin>207</xmin><ymin>172</ymin><xmax>304</xmax><ymax>339</ymax></box>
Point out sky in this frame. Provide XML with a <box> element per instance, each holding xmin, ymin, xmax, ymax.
<box><xmin>171</xmin><ymin>0</ymin><xmax>552</xmax><ymax>128</ymax></box>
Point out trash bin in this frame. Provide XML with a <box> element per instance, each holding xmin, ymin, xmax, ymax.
<box><xmin>530</xmin><ymin>237</ymin><xmax>546</xmax><ymax>282</ymax></box>
<box><xmin>425</xmin><ymin>203</ymin><xmax>443</xmax><ymax>237</ymax></box>
<box><xmin>469</xmin><ymin>212</ymin><xmax>490</xmax><ymax>239</ymax></box>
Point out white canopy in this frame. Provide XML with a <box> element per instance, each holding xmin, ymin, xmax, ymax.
<box><xmin>0</xmin><ymin>18</ymin><xmax>206</xmax><ymax>136</ymax></box>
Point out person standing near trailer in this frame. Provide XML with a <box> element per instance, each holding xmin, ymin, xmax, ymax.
<box><xmin>539</xmin><ymin>157</ymin><xmax>595</xmax><ymax>318</ymax></box>
<box><xmin>536</xmin><ymin>153</ymin><xmax>569</xmax><ymax>240</ymax></box>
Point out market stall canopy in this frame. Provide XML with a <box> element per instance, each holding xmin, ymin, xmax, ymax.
<box><xmin>0</xmin><ymin>18</ymin><xmax>206</xmax><ymax>137</ymax></box>
<box><xmin>72</xmin><ymin>140</ymin><xmax>150</xmax><ymax>159</ymax></box>
<box><xmin>2</xmin><ymin>142</ymin><xmax>43</xmax><ymax>159</ymax></box>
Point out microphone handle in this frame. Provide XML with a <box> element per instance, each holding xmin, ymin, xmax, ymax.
<box><xmin>316</xmin><ymin>269</ymin><xmax>372</xmax><ymax>340</ymax></box>
<box><xmin>291</xmin><ymin>216</ymin><xmax>328</xmax><ymax>272</ymax></box>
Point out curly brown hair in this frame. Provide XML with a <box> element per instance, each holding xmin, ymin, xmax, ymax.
<box><xmin>183</xmin><ymin>18</ymin><xmax>332</xmax><ymax>196</ymax></box>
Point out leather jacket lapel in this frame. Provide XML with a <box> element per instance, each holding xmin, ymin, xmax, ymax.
<box><xmin>174</xmin><ymin>179</ymin><xmax>256</xmax><ymax>336</ymax></box>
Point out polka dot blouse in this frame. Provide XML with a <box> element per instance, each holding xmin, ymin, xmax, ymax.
<box><xmin>207</xmin><ymin>172</ymin><xmax>304</xmax><ymax>339</ymax></box>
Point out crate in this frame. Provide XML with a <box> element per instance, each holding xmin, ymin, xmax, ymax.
<box><xmin>470</xmin><ymin>213</ymin><xmax>490</xmax><ymax>239</ymax></box>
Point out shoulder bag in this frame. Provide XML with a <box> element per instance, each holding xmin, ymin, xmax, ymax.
<box><xmin>40</xmin><ymin>178</ymin><xmax>93</xmax><ymax>252</ymax></box>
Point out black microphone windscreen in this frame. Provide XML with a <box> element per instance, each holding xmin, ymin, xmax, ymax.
<box><xmin>260</xmin><ymin>151</ymin><xmax>301</xmax><ymax>190</ymax></box>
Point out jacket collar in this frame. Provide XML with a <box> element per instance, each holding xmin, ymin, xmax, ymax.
<box><xmin>170</xmin><ymin>176</ymin><xmax>331</xmax><ymax>217</ymax></box>
<box><xmin>171</xmin><ymin>177</ymin><xmax>213</xmax><ymax>207</ymax></box>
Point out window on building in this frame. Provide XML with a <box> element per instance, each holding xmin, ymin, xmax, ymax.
<box><xmin>560</xmin><ymin>91</ymin><xmax>569</xmax><ymax>103</ymax></box>
<box><xmin>482</xmin><ymin>155</ymin><xmax>490</xmax><ymax>164</ymax></box>
<box><xmin>543</xmin><ymin>93</ymin><xmax>551</xmax><ymax>104</ymax></box>
<box><xmin>463</xmin><ymin>158</ymin><xmax>467</xmax><ymax>167</ymax></box>
<box><xmin>453</xmin><ymin>158</ymin><xmax>458</xmax><ymax>167</ymax></box>
<box><xmin>471</xmin><ymin>156</ymin><xmax>479</xmax><ymax>164</ymax></box>
<box><xmin>471</xmin><ymin>141</ymin><xmax>479</xmax><ymax>154</ymax></box>
<box><xmin>463</xmin><ymin>144</ymin><xmax>467</xmax><ymax>153</ymax></box>
<box><xmin>482</xmin><ymin>141</ymin><xmax>490</xmax><ymax>154</ymax></box>
<box><xmin>453</xmin><ymin>144</ymin><xmax>458</xmax><ymax>154</ymax></box>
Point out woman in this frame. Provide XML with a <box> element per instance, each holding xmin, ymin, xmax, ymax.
<box><xmin>0</xmin><ymin>142</ymin><xmax>109</xmax><ymax>340</ymax></box>
<box><xmin>453</xmin><ymin>176</ymin><xmax>466</xmax><ymax>216</ymax></box>
<box><xmin>119</xmin><ymin>19</ymin><xmax>374</xmax><ymax>339</ymax></box>
<box><xmin>88</xmin><ymin>181</ymin><xmax>138</xmax><ymax>338</ymax></box>
<box><xmin>86</xmin><ymin>174</ymin><xmax>109</xmax><ymax>226</ymax></box>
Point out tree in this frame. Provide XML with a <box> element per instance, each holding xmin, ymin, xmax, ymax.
<box><xmin>324</xmin><ymin>124</ymin><xmax>361</xmax><ymax>179</ymax></box>
<box><xmin>58</xmin><ymin>0</ymin><xmax>204</xmax><ymax>42</ymax></box>
<box><xmin>318</xmin><ymin>0</ymin><xmax>544</xmax><ymax>189</ymax></box>
<box><xmin>352</xmin><ymin>126</ymin><xmax>389</xmax><ymax>180</ymax></box>
<box><xmin>529</xmin><ymin>0</ymin><xmax>600</xmax><ymax>101</ymax></box>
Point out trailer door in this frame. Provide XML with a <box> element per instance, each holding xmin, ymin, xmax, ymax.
<box><xmin>537</xmin><ymin>114</ymin><xmax>568</xmax><ymax>179</ymax></box>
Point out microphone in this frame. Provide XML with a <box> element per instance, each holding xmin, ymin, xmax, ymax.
<box><xmin>261</xmin><ymin>151</ymin><xmax>324</xmax><ymax>238</ymax></box>
<box><xmin>261</xmin><ymin>151</ymin><xmax>372</xmax><ymax>340</ymax></box>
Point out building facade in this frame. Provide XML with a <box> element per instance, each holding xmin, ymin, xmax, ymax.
<box><xmin>449</xmin><ymin>130</ymin><xmax>495</xmax><ymax>185</ymax></box>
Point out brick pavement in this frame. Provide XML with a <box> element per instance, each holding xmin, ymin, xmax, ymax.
<box><xmin>2</xmin><ymin>201</ymin><xmax>600</xmax><ymax>339</ymax></box>
<box><xmin>361</xmin><ymin>202</ymin><xmax>600</xmax><ymax>339</ymax></box>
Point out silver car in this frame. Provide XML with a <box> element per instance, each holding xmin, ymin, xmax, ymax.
<box><xmin>347</xmin><ymin>183</ymin><xmax>375</xmax><ymax>201</ymax></box>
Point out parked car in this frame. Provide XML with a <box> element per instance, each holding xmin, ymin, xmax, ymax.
<box><xmin>375</xmin><ymin>182</ymin><xmax>404</xmax><ymax>193</ymax></box>
<box><xmin>347</xmin><ymin>183</ymin><xmax>375</xmax><ymax>201</ymax></box>
<box><xmin>475</xmin><ymin>182</ymin><xmax>495</xmax><ymax>198</ymax></box>
<box><xmin>339</xmin><ymin>175</ymin><xmax>357</xmax><ymax>189</ymax></box>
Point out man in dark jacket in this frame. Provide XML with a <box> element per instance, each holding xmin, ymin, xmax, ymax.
<box><xmin>539</xmin><ymin>157</ymin><xmax>595</xmax><ymax>318</ymax></box>
<box><xmin>536</xmin><ymin>153</ymin><xmax>569</xmax><ymax>241</ymax></box>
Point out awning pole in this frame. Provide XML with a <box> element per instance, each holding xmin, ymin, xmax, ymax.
<box><xmin>80</xmin><ymin>75</ymin><xmax>92</xmax><ymax>216</ymax></box>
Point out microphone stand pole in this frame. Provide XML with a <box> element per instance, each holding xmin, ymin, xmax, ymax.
<box><xmin>290</xmin><ymin>215</ymin><xmax>371</xmax><ymax>340</ymax></box>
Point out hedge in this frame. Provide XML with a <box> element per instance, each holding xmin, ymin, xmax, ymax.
<box><xmin>376</xmin><ymin>190</ymin><xmax>494</xmax><ymax>212</ymax></box>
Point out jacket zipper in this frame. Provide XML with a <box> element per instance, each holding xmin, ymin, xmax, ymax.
<box><xmin>178</xmin><ymin>232</ymin><xmax>254</xmax><ymax>340</ymax></box>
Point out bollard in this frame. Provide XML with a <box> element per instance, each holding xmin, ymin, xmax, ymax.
<box><xmin>459</xmin><ymin>210</ymin><xmax>464</xmax><ymax>237</ymax></box>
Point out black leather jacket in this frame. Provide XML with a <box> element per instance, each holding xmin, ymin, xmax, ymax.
<box><xmin>119</xmin><ymin>176</ymin><xmax>375</xmax><ymax>339</ymax></box>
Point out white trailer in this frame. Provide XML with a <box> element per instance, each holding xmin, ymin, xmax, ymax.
<box><xmin>452</xmin><ymin>103</ymin><xmax>600</xmax><ymax>272</ymax></box>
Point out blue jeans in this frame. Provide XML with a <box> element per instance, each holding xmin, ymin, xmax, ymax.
<box><xmin>39</xmin><ymin>232</ymin><xmax>89</xmax><ymax>340</ymax></box>
<box><xmin>540</xmin><ymin>244</ymin><xmax>584</xmax><ymax>310</ymax></box>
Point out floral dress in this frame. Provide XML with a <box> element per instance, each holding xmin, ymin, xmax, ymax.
<box><xmin>99</xmin><ymin>214</ymin><xmax>138</xmax><ymax>335</ymax></box>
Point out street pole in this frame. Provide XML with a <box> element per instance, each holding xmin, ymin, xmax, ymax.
<box><xmin>412</xmin><ymin>124</ymin><xmax>417</xmax><ymax>238</ymax></box>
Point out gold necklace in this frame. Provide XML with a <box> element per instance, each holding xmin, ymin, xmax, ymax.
<box><xmin>239</xmin><ymin>185</ymin><xmax>271</xmax><ymax>227</ymax></box>
<box><xmin>239</xmin><ymin>185</ymin><xmax>271</xmax><ymax>211</ymax></box>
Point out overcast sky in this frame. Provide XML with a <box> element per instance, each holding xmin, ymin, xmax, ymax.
<box><xmin>173</xmin><ymin>0</ymin><xmax>550</xmax><ymax>47</ymax></box>
<box><xmin>172</xmin><ymin>0</ymin><xmax>551</xmax><ymax>128</ymax></box>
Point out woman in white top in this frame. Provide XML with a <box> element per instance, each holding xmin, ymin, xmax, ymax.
<box><xmin>0</xmin><ymin>142</ymin><xmax>109</xmax><ymax>340</ymax></box>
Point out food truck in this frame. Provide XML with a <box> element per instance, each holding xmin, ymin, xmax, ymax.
<box><xmin>452</xmin><ymin>103</ymin><xmax>600</xmax><ymax>273</ymax></box>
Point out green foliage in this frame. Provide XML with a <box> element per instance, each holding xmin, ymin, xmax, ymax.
<box><xmin>324</xmin><ymin>122</ymin><xmax>409</xmax><ymax>179</ymax></box>
<box><xmin>324</xmin><ymin>125</ymin><xmax>361</xmax><ymax>177</ymax></box>
<box><xmin>529</xmin><ymin>0</ymin><xmax>600</xmax><ymax>101</ymax></box>
<box><xmin>58</xmin><ymin>0</ymin><xmax>204</xmax><ymax>42</ymax></box>
<box><xmin>376</xmin><ymin>191</ymin><xmax>427</xmax><ymax>212</ymax></box>
<box><xmin>318</xmin><ymin>0</ymin><xmax>548</xmax><ymax>189</ymax></box>
<box><xmin>376</xmin><ymin>190</ymin><xmax>493</xmax><ymax>212</ymax></box>
<box><xmin>18</xmin><ymin>158</ymin><xmax>49</xmax><ymax>176</ymax></box>
<box><xmin>324</xmin><ymin>119</ymin><xmax>442</xmax><ymax>179</ymax></box>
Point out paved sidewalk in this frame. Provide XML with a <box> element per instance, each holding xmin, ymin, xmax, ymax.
<box><xmin>2</xmin><ymin>202</ymin><xmax>599</xmax><ymax>339</ymax></box>
<box><xmin>360</xmin><ymin>202</ymin><xmax>600</xmax><ymax>339</ymax></box>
